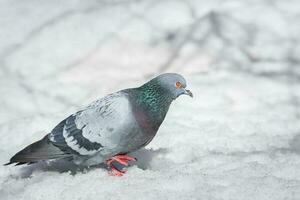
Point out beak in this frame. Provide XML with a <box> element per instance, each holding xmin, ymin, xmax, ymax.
<box><xmin>184</xmin><ymin>89</ymin><xmax>193</xmax><ymax>98</ymax></box>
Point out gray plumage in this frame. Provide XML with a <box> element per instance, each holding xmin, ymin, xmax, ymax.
<box><xmin>6</xmin><ymin>73</ymin><xmax>193</xmax><ymax>166</ymax></box>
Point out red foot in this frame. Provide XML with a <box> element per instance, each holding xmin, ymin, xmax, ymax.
<box><xmin>106</xmin><ymin>155</ymin><xmax>137</xmax><ymax>176</ymax></box>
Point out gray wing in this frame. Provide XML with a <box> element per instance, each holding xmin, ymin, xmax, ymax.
<box><xmin>48</xmin><ymin>92</ymin><xmax>134</xmax><ymax>156</ymax></box>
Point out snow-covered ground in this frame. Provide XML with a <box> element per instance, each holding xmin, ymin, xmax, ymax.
<box><xmin>1</xmin><ymin>0</ymin><xmax>300</xmax><ymax>199</ymax></box>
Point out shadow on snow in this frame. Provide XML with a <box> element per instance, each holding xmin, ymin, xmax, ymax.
<box><xmin>8</xmin><ymin>148</ymin><xmax>169</xmax><ymax>178</ymax></box>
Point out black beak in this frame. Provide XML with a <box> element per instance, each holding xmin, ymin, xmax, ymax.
<box><xmin>184</xmin><ymin>89</ymin><xmax>193</xmax><ymax>98</ymax></box>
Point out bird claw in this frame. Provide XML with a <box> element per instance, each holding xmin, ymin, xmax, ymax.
<box><xmin>106</xmin><ymin>154</ymin><xmax>137</xmax><ymax>176</ymax></box>
<box><xmin>108</xmin><ymin>165</ymin><xmax>126</xmax><ymax>176</ymax></box>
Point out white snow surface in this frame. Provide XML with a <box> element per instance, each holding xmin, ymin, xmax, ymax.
<box><xmin>1</xmin><ymin>0</ymin><xmax>300</xmax><ymax>199</ymax></box>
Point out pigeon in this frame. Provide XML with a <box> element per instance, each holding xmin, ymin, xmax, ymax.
<box><xmin>5</xmin><ymin>73</ymin><xmax>193</xmax><ymax>176</ymax></box>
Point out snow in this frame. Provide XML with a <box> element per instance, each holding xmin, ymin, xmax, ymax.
<box><xmin>1</xmin><ymin>0</ymin><xmax>300</xmax><ymax>199</ymax></box>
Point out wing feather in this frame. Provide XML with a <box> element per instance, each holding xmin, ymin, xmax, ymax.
<box><xmin>49</xmin><ymin>92</ymin><xmax>133</xmax><ymax>156</ymax></box>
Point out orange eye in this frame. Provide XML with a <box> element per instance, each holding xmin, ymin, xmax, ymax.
<box><xmin>175</xmin><ymin>81</ymin><xmax>182</xmax><ymax>88</ymax></box>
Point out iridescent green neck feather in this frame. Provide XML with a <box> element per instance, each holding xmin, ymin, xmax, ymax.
<box><xmin>128</xmin><ymin>79</ymin><xmax>173</xmax><ymax>132</ymax></box>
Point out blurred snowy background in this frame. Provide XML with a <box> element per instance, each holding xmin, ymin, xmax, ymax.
<box><xmin>1</xmin><ymin>0</ymin><xmax>300</xmax><ymax>199</ymax></box>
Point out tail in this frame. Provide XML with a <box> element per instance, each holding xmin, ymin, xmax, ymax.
<box><xmin>5</xmin><ymin>135</ymin><xmax>71</xmax><ymax>166</ymax></box>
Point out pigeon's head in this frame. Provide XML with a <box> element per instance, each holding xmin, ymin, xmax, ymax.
<box><xmin>153</xmin><ymin>73</ymin><xmax>193</xmax><ymax>100</ymax></box>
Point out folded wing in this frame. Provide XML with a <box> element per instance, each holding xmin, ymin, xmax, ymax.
<box><xmin>49</xmin><ymin>92</ymin><xmax>133</xmax><ymax>156</ymax></box>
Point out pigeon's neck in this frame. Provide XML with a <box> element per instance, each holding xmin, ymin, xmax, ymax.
<box><xmin>128</xmin><ymin>81</ymin><xmax>173</xmax><ymax>132</ymax></box>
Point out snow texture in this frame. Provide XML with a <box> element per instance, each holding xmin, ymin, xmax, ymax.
<box><xmin>1</xmin><ymin>0</ymin><xmax>300</xmax><ymax>199</ymax></box>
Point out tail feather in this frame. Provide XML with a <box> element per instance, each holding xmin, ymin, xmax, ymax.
<box><xmin>5</xmin><ymin>135</ymin><xmax>71</xmax><ymax>165</ymax></box>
